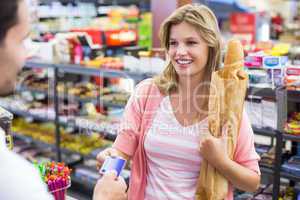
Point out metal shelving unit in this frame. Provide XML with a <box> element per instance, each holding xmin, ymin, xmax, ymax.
<box><xmin>12</xmin><ymin>130</ymin><xmax>111</xmax><ymax>164</ymax></box>
<box><xmin>252</xmin><ymin>126</ymin><xmax>276</xmax><ymax>137</ymax></box>
<box><xmin>282</xmin><ymin>133</ymin><xmax>300</xmax><ymax>142</ymax></box>
<box><xmin>272</xmin><ymin>87</ymin><xmax>300</xmax><ymax>200</ymax></box>
<box><xmin>26</xmin><ymin>61</ymin><xmax>154</xmax><ymax>81</ymax></box>
<box><xmin>280</xmin><ymin>171</ymin><xmax>300</xmax><ymax>183</ymax></box>
<box><xmin>247</xmin><ymin>85</ymin><xmax>300</xmax><ymax>200</ymax></box>
<box><xmin>260</xmin><ymin>165</ymin><xmax>274</xmax><ymax>175</ymax></box>
<box><xmin>57</xmin><ymin>63</ymin><xmax>152</xmax><ymax>81</ymax></box>
<box><xmin>12</xmin><ymin>131</ymin><xmax>82</xmax><ymax>156</ymax></box>
<box><xmin>25</xmin><ymin>61</ymin><xmax>55</xmax><ymax>69</ymax></box>
<box><xmin>287</xmin><ymin>90</ymin><xmax>300</xmax><ymax>103</ymax></box>
<box><xmin>8</xmin><ymin>61</ymin><xmax>140</xmax><ymax>162</ymax></box>
<box><xmin>3</xmin><ymin>106</ymin><xmax>118</xmax><ymax>138</ymax></box>
<box><xmin>4</xmin><ymin>107</ymin><xmax>54</xmax><ymax>122</ymax></box>
<box><xmin>17</xmin><ymin>85</ymin><xmax>127</xmax><ymax>108</ymax></box>
<box><xmin>247</xmin><ymin>87</ymin><xmax>276</xmax><ymax>99</ymax></box>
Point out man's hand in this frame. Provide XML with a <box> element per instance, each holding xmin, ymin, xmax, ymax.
<box><xmin>93</xmin><ymin>171</ymin><xmax>127</xmax><ymax>200</ymax></box>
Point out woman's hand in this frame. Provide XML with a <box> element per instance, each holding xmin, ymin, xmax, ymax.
<box><xmin>96</xmin><ymin>147</ymin><xmax>130</xmax><ymax>170</ymax></box>
<box><xmin>199</xmin><ymin>133</ymin><xmax>229</xmax><ymax>169</ymax></box>
<box><xmin>96</xmin><ymin>148</ymin><xmax>120</xmax><ymax>170</ymax></box>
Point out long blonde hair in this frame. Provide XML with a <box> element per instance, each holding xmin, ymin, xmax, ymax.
<box><xmin>154</xmin><ymin>3</ymin><xmax>222</xmax><ymax>111</ymax></box>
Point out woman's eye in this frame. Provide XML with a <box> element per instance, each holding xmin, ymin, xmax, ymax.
<box><xmin>187</xmin><ymin>41</ymin><xmax>197</xmax><ymax>45</ymax></box>
<box><xmin>169</xmin><ymin>41</ymin><xmax>177</xmax><ymax>46</ymax></box>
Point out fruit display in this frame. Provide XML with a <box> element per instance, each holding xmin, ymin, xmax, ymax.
<box><xmin>285</xmin><ymin>112</ymin><xmax>300</xmax><ymax>135</ymax></box>
<box><xmin>12</xmin><ymin>118</ymin><xmax>110</xmax><ymax>155</ymax></box>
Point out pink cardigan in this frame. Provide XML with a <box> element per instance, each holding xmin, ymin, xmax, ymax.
<box><xmin>113</xmin><ymin>78</ymin><xmax>260</xmax><ymax>200</ymax></box>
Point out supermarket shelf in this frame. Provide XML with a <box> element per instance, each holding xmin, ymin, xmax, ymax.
<box><xmin>247</xmin><ymin>87</ymin><xmax>276</xmax><ymax>99</ymax></box>
<box><xmin>282</xmin><ymin>133</ymin><xmax>300</xmax><ymax>142</ymax></box>
<box><xmin>5</xmin><ymin>107</ymin><xmax>54</xmax><ymax>122</ymax></box>
<box><xmin>18</xmin><ymin>86</ymin><xmax>126</xmax><ymax>108</ymax></box>
<box><xmin>4</xmin><ymin>105</ymin><xmax>118</xmax><ymax>140</ymax></box>
<box><xmin>280</xmin><ymin>170</ymin><xmax>300</xmax><ymax>182</ymax></box>
<box><xmin>58</xmin><ymin>117</ymin><xmax>117</xmax><ymax>141</ymax></box>
<box><xmin>25</xmin><ymin>61</ymin><xmax>154</xmax><ymax>80</ymax></box>
<box><xmin>260</xmin><ymin>165</ymin><xmax>300</xmax><ymax>182</ymax></box>
<box><xmin>260</xmin><ymin>165</ymin><xmax>274</xmax><ymax>175</ymax></box>
<box><xmin>70</xmin><ymin>96</ymin><xmax>126</xmax><ymax>108</ymax></box>
<box><xmin>12</xmin><ymin>131</ymin><xmax>89</xmax><ymax>162</ymax></box>
<box><xmin>12</xmin><ymin>131</ymin><xmax>79</xmax><ymax>155</ymax></box>
<box><xmin>74</xmin><ymin>117</ymin><xmax>118</xmax><ymax>140</ymax></box>
<box><xmin>287</xmin><ymin>90</ymin><xmax>300</xmax><ymax>103</ymax></box>
<box><xmin>246</xmin><ymin>87</ymin><xmax>300</xmax><ymax>102</ymax></box>
<box><xmin>12</xmin><ymin>131</ymin><xmax>55</xmax><ymax>150</ymax></box>
<box><xmin>25</xmin><ymin>61</ymin><xmax>55</xmax><ymax>69</ymax></box>
<box><xmin>16</xmin><ymin>86</ymin><xmax>49</xmax><ymax>94</ymax></box>
<box><xmin>56</xmin><ymin>63</ymin><xmax>153</xmax><ymax>80</ymax></box>
<box><xmin>252</xmin><ymin>126</ymin><xmax>276</xmax><ymax>137</ymax></box>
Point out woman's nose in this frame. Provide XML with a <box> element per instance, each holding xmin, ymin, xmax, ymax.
<box><xmin>176</xmin><ymin>44</ymin><xmax>188</xmax><ymax>55</ymax></box>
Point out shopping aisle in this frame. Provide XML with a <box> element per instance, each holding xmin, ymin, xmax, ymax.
<box><xmin>1</xmin><ymin>0</ymin><xmax>300</xmax><ymax>200</ymax></box>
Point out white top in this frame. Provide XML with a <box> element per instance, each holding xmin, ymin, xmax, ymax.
<box><xmin>144</xmin><ymin>96</ymin><xmax>208</xmax><ymax>200</ymax></box>
<box><xmin>0</xmin><ymin>128</ymin><xmax>53</xmax><ymax>200</ymax></box>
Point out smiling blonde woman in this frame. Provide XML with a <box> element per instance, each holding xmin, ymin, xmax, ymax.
<box><xmin>97</xmin><ymin>4</ymin><xmax>260</xmax><ymax>200</ymax></box>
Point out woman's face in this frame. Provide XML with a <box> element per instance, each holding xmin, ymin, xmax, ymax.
<box><xmin>167</xmin><ymin>21</ymin><xmax>209</xmax><ymax>79</ymax></box>
<box><xmin>0</xmin><ymin>0</ymin><xmax>30</xmax><ymax>96</ymax></box>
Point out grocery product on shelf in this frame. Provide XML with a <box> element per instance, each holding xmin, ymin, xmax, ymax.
<box><xmin>285</xmin><ymin>112</ymin><xmax>300</xmax><ymax>135</ymax></box>
<box><xmin>245</xmin><ymin>97</ymin><xmax>278</xmax><ymax>131</ymax></box>
<box><xmin>245</xmin><ymin>54</ymin><xmax>287</xmax><ymax>88</ymax></box>
<box><xmin>17</xmin><ymin>69</ymin><xmax>131</xmax><ymax>106</ymax></box>
<box><xmin>285</xmin><ymin>65</ymin><xmax>300</xmax><ymax>91</ymax></box>
<box><xmin>82</xmin><ymin>57</ymin><xmax>124</xmax><ymax>69</ymax></box>
<box><xmin>123</xmin><ymin>48</ymin><xmax>166</xmax><ymax>74</ymax></box>
<box><xmin>239</xmin><ymin>184</ymin><xmax>300</xmax><ymax>200</ymax></box>
<box><xmin>0</xmin><ymin>94</ymin><xmax>55</xmax><ymax>119</ymax></box>
<box><xmin>12</xmin><ymin>118</ymin><xmax>110</xmax><ymax>155</ymax></box>
<box><xmin>13</xmin><ymin>134</ymin><xmax>81</xmax><ymax>165</ymax></box>
<box><xmin>282</xmin><ymin>156</ymin><xmax>300</xmax><ymax>177</ymax></box>
<box><xmin>259</xmin><ymin>147</ymin><xmax>276</xmax><ymax>167</ymax></box>
<box><xmin>243</xmin><ymin>41</ymin><xmax>299</xmax><ymax>89</ymax></box>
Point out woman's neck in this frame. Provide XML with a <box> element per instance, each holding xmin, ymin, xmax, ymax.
<box><xmin>173</xmin><ymin>71</ymin><xmax>208</xmax><ymax>116</ymax></box>
<box><xmin>177</xmin><ymin>72</ymin><xmax>205</xmax><ymax>98</ymax></box>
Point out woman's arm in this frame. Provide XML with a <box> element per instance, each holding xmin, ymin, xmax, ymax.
<box><xmin>199</xmin><ymin>135</ymin><xmax>260</xmax><ymax>192</ymax></box>
<box><xmin>200</xmin><ymin>110</ymin><xmax>261</xmax><ymax>192</ymax></box>
<box><xmin>97</xmin><ymin>80</ymin><xmax>154</xmax><ymax>168</ymax></box>
<box><xmin>217</xmin><ymin>155</ymin><xmax>260</xmax><ymax>192</ymax></box>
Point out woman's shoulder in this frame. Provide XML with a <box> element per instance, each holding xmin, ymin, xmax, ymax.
<box><xmin>130</xmin><ymin>78</ymin><xmax>164</xmax><ymax>109</ymax></box>
<box><xmin>134</xmin><ymin>78</ymin><xmax>161</xmax><ymax>97</ymax></box>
